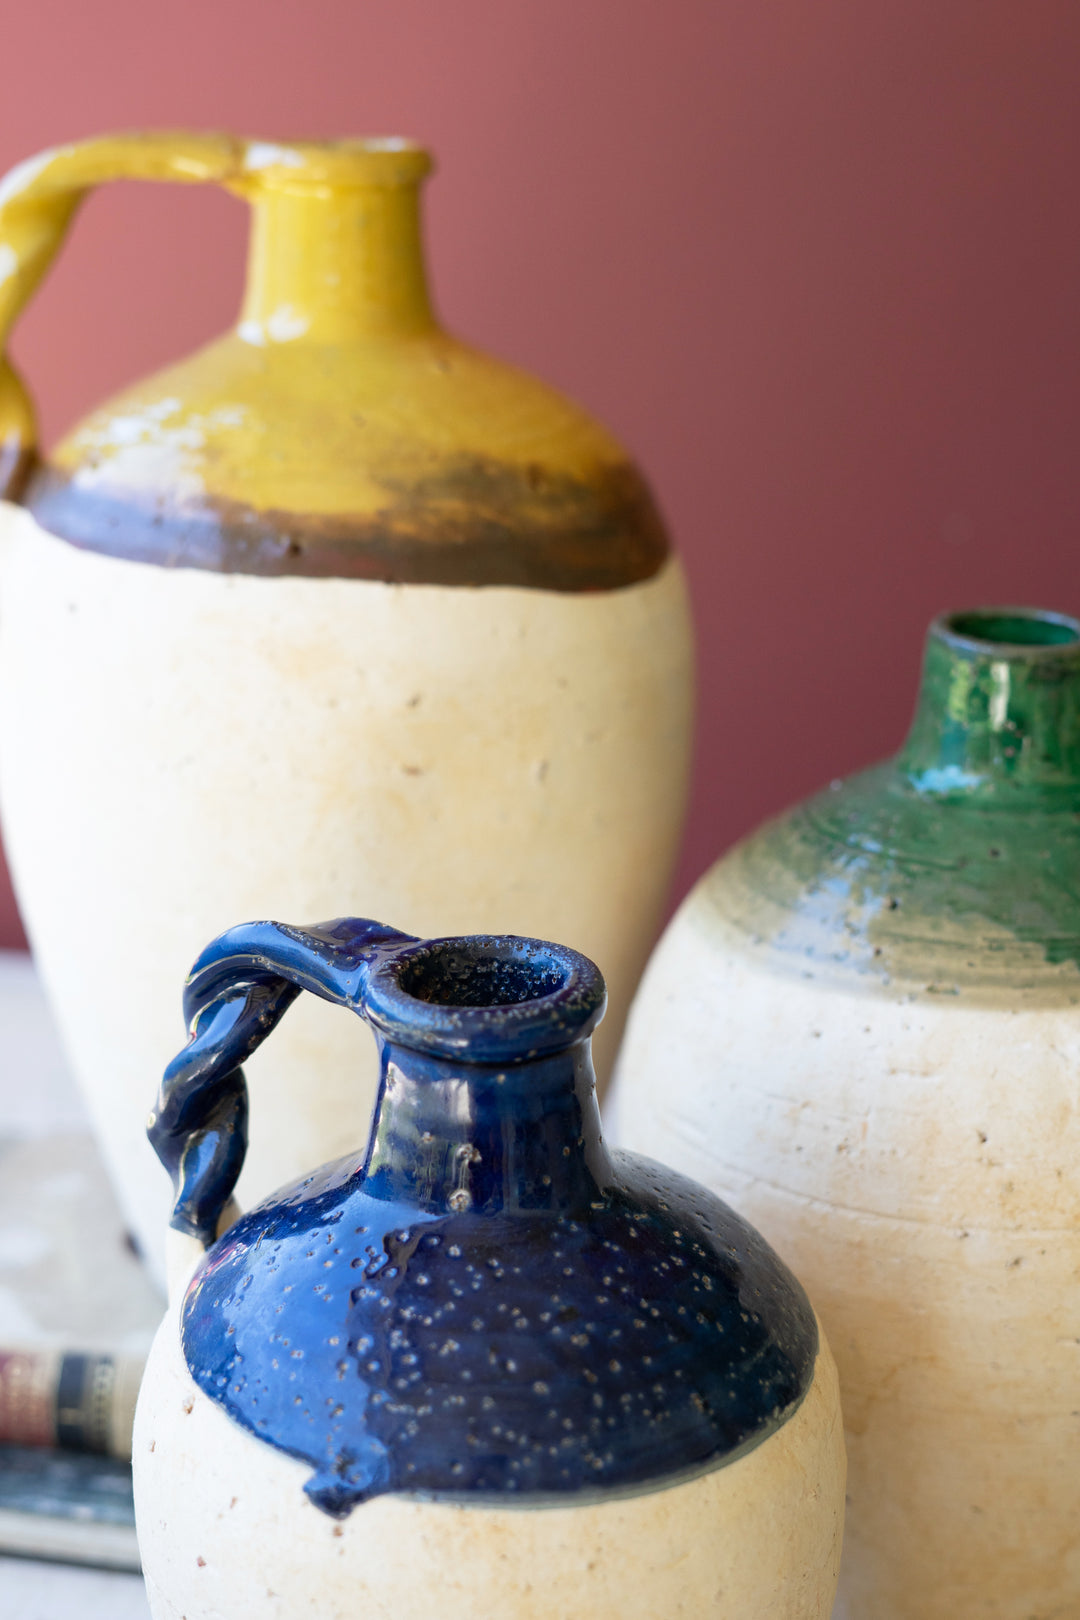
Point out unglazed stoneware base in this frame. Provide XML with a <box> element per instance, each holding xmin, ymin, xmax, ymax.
<box><xmin>0</xmin><ymin>504</ymin><xmax>692</xmax><ymax>1281</ymax></box>
<box><xmin>134</xmin><ymin>1290</ymin><xmax>845</xmax><ymax>1620</ymax></box>
<box><xmin>611</xmin><ymin>891</ymin><xmax>1080</xmax><ymax>1620</ymax></box>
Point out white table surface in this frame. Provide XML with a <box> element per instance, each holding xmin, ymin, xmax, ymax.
<box><xmin>1</xmin><ymin>1551</ymin><xmax>151</xmax><ymax>1620</ymax></box>
<box><xmin>0</xmin><ymin>951</ymin><xmax>152</xmax><ymax>1618</ymax></box>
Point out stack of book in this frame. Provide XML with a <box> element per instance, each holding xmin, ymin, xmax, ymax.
<box><xmin>0</xmin><ymin>951</ymin><xmax>164</xmax><ymax>1572</ymax></box>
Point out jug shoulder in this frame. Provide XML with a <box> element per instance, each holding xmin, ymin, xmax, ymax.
<box><xmin>25</xmin><ymin>331</ymin><xmax>668</xmax><ymax>591</ymax></box>
<box><xmin>179</xmin><ymin>1147</ymin><xmax>818</xmax><ymax>1516</ymax></box>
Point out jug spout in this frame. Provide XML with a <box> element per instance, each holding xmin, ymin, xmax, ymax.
<box><xmin>900</xmin><ymin>606</ymin><xmax>1080</xmax><ymax>799</ymax></box>
<box><xmin>359</xmin><ymin>935</ymin><xmax>611</xmax><ymax>1214</ymax></box>
<box><xmin>234</xmin><ymin>140</ymin><xmax>437</xmax><ymax>345</ymax></box>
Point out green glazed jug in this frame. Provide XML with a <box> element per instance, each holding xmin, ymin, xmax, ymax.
<box><xmin>613</xmin><ymin>607</ymin><xmax>1080</xmax><ymax>1620</ymax></box>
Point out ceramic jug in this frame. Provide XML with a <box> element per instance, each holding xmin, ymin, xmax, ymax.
<box><xmin>134</xmin><ymin>916</ymin><xmax>844</xmax><ymax>1620</ymax></box>
<box><xmin>0</xmin><ymin>133</ymin><xmax>693</xmax><ymax>1281</ymax></box>
<box><xmin>611</xmin><ymin>607</ymin><xmax>1080</xmax><ymax>1619</ymax></box>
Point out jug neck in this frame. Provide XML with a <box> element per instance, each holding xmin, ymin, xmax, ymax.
<box><xmin>899</xmin><ymin>608</ymin><xmax>1080</xmax><ymax>800</ymax></box>
<box><xmin>360</xmin><ymin>1038</ymin><xmax>612</xmax><ymax>1216</ymax></box>
<box><xmin>237</xmin><ymin>147</ymin><xmax>436</xmax><ymax>344</ymax></box>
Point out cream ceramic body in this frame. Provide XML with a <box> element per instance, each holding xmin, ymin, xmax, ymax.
<box><xmin>0</xmin><ymin>503</ymin><xmax>692</xmax><ymax>1277</ymax></box>
<box><xmin>612</xmin><ymin>892</ymin><xmax>1080</xmax><ymax>1619</ymax></box>
<box><xmin>134</xmin><ymin>1292</ymin><xmax>844</xmax><ymax>1620</ymax></box>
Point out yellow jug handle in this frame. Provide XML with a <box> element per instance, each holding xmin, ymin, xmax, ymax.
<box><xmin>0</xmin><ymin>131</ymin><xmax>244</xmax><ymax>498</ymax></box>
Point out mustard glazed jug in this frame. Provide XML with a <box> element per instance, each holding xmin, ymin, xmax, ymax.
<box><xmin>135</xmin><ymin>917</ymin><xmax>844</xmax><ymax>1620</ymax></box>
<box><xmin>0</xmin><ymin>133</ymin><xmax>693</xmax><ymax>1280</ymax></box>
<box><xmin>612</xmin><ymin>607</ymin><xmax>1080</xmax><ymax>1620</ymax></box>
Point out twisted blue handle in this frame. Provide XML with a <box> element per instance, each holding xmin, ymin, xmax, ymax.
<box><xmin>147</xmin><ymin>917</ymin><xmax>413</xmax><ymax>1243</ymax></box>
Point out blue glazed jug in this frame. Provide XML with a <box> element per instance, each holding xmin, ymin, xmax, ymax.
<box><xmin>133</xmin><ymin>918</ymin><xmax>845</xmax><ymax>1619</ymax></box>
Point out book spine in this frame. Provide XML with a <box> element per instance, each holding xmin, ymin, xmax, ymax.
<box><xmin>0</xmin><ymin>1349</ymin><xmax>144</xmax><ymax>1460</ymax></box>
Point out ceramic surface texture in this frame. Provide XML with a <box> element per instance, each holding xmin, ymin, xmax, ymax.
<box><xmin>135</xmin><ymin>1300</ymin><xmax>843</xmax><ymax>1620</ymax></box>
<box><xmin>133</xmin><ymin>918</ymin><xmax>845</xmax><ymax>1618</ymax></box>
<box><xmin>0</xmin><ymin>132</ymin><xmax>692</xmax><ymax>1281</ymax></box>
<box><xmin>611</xmin><ymin>608</ymin><xmax>1080</xmax><ymax>1619</ymax></box>
<box><xmin>0</xmin><ymin>506</ymin><xmax>689</xmax><ymax>1279</ymax></box>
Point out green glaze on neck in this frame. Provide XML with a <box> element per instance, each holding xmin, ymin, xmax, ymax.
<box><xmin>901</xmin><ymin>609</ymin><xmax>1080</xmax><ymax>801</ymax></box>
<box><xmin>709</xmin><ymin>607</ymin><xmax>1080</xmax><ymax>1001</ymax></box>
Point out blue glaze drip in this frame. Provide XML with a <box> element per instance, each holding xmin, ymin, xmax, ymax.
<box><xmin>152</xmin><ymin>919</ymin><xmax>818</xmax><ymax>1517</ymax></box>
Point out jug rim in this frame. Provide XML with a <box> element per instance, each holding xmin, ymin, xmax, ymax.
<box><xmin>361</xmin><ymin>933</ymin><xmax>607</xmax><ymax>1063</ymax></box>
<box><xmin>931</xmin><ymin>605</ymin><xmax>1080</xmax><ymax>659</ymax></box>
<box><xmin>238</xmin><ymin>135</ymin><xmax>432</xmax><ymax>190</ymax></box>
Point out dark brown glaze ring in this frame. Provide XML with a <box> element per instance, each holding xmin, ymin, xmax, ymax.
<box><xmin>24</xmin><ymin>454</ymin><xmax>670</xmax><ymax>592</ymax></box>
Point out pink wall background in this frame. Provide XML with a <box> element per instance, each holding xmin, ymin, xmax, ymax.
<box><xmin>2</xmin><ymin>1</ymin><xmax>1080</xmax><ymax>951</ymax></box>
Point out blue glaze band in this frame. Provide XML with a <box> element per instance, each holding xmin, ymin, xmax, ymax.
<box><xmin>151</xmin><ymin>918</ymin><xmax>818</xmax><ymax>1517</ymax></box>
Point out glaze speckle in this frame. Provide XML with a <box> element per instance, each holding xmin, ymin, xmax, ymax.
<box><xmin>182</xmin><ymin>1152</ymin><xmax>816</xmax><ymax>1515</ymax></box>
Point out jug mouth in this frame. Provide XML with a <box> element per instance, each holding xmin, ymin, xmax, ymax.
<box><xmin>361</xmin><ymin>935</ymin><xmax>606</xmax><ymax>1063</ymax></box>
<box><xmin>934</xmin><ymin>607</ymin><xmax>1080</xmax><ymax>657</ymax></box>
<box><xmin>240</xmin><ymin>136</ymin><xmax>432</xmax><ymax>190</ymax></box>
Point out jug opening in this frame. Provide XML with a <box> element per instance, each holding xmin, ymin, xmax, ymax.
<box><xmin>396</xmin><ymin>941</ymin><xmax>567</xmax><ymax>1008</ymax></box>
<box><xmin>361</xmin><ymin>935</ymin><xmax>607</xmax><ymax>1063</ymax></box>
<box><xmin>944</xmin><ymin>609</ymin><xmax>1080</xmax><ymax>650</ymax></box>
